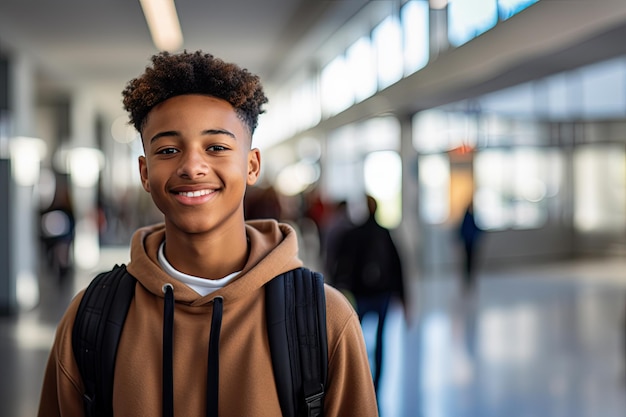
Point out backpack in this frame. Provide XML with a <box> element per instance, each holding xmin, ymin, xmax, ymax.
<box><xmin>72</xmin><ymin>264</ymin><xmax>328</xmax><ymax>417</ymax></box>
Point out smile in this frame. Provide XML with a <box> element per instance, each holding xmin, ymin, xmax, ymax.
<box><xmin>176</xmin><ymin>189</ymin><xmax>215</xmax><ymax>197</ymax></box>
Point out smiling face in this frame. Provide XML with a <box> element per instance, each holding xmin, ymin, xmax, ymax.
<box><xmin>138</xmin><ymin>94</ymin><xmax>261</xmax><ymax>237</ymax></box>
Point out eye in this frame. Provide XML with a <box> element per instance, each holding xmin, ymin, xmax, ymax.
<box><xmin>156</xmin><ymin>147</ymin><xmax>179</xmax><ymax>155</ymax></box>
<box><xmin>207</xmin><ymin>145</ymin><xmax>228</xmax><ymax>152</ymax></box>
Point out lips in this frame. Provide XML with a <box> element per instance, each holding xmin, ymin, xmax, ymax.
<box><xmin>170</xmin><ymin>185</ymin><xmax>218</xmax><ymax>205</ymax></box>
<box><xmin>176</xmin><ymin>189</ymin><xmax>215</xmax><ymax>198</ymax></box>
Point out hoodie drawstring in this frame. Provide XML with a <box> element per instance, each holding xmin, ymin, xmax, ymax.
<box><xmin>162</xmin><ymin>283</ymin><xmax>175</xmax><ymax>417</ymax></box>
<box><xmin>207</xmin><ymin>296</ymin><xmax>223</xmax><ymax>417</ymax></box>
<box><xmin>162</xmin><ymin>284</ymin><xmax>224</xmax><ymax>417</ymax></box>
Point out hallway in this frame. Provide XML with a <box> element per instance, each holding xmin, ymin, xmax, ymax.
<box><xmin>3</xmin><ymin>249</ymin><xmax>626</xmax><ymax>417</ymax></box>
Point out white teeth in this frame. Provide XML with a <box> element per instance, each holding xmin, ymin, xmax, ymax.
<box><xmin>178</xmin><ymin>190</ymin><xmax>212</xmax><ymax>197</ymax></box>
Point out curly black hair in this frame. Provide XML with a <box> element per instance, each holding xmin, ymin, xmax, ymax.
<box><xmin>122</xmin><ymin>50</ymin><xmax>268</xmax><ymax>135</ymax></box>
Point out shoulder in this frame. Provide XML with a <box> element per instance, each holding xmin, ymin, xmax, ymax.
<box><xmin>38</xmin><ymin>289</ymin><xmax>89</xmax><ymax>415</ymax></box>
<box><xmin>323</xmin><ymin>284</ymin><xmax>360</xmax><ymax>340</ymax></box>
<box><xmin>324</xmin><ymin>284</ymin><xmax>354</xmax><ymax>311</ymax></box>
<box><xmin>55</xmin><ymin>289</ymin><xmax>86</xmax><ymax>347</ymax></box>
<box><xmin>49</xmin><ymin>289</ymin><xmax>87</xmax><ymax>387</ymax></box>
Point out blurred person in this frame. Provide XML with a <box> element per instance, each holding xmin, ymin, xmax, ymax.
<box><xmin>457</xmin><ymin>201</ymin><xmax>484</xmax><ymax>295</ymax></box>
<box><xmin>330</xmin><ymin>195</ymin><xmax>405</xmax><ymax>395</ymax></box>
<box><xmin>244</xmin><ymin>184</ymin><xmax>282</xmax><ymax>220</ymax></box>
<box><xmin>322</xmin><ymin>200</ymin><xmax>352</xmax><ymax>283</ymax></box>
<box><xmin>38</xmin><ymin>50</ymin><xmax>378</xmax><ymax>417</ymax></box>
<box><xmin>39</xmin><ymin>175</ymin><xmax>75</xmax><ymax>282</ymax></box>
<box><xmin>302</xmin><ymin>186</ymin><xmax>331</xmax><ymax>253</ymax></box>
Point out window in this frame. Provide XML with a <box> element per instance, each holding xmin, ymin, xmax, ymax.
<box><xmin>419</xmin><ymin>154</ymin><xmax>450</xmax><ymax>224</ymax></box>
<box><xmin>325</xmin><ymin>125</ymin><xmax>362</xmax><ymax>201</ymax></box>
<box><xmin>580</xmin><ymin>57</ymin><xmax>626</xmax><ymax>119</ymax></box>
<box><xmin>413</xmin><ymin>109</ymin><xmax>452</xmax><ymax>153</ymax></box>
<box><xmin>412</xmin><ymin>109</ymin><xmax>479</xmax><ymax>152</ymax></box>
<box><xmin>402</xmin><ymin>0</ymin><xmax>430</xmax><ymax>75</ymax></box>
<box><xmin>325</xmin><ymin>117</ymin><xmax>401</xmax><ymax>226</ymax></box>
<box><xmin>364</xmin><ymin>151</ymin><xmax>402</xmax><ymax>228</ymax></box>
<box><xmin>498</xmin><ymin>0</ymin><xmax>539</xmax><ymax>20</ymax></box>
<box><xmin>320</xmin><ymin>55</ymin><xmax>353</xmax><ymax>117</ymax></box>
<box><xmin>448</xmin><ymin>0</ymin><xmax>498</xmax><ymax>47</ymax></box>
<box><xmin>373</xmin><ymin>15</ymin><xmax>404</xmax><ymax>90</ymax></box>
<box><xmin>574</xmin><ymin>144</ymin><xmax>626</xmax><ymax>232</ymax></box>
<box><xmin>290</xmin><ymin>77</ymin><xmax>321</xmax><ymax>132</ymax></box>
<box><xmin>474</xmin><ymin>148</ymin><xmax>556</xmax><ymax>230</ymax></box>
<box><xmin>346</xmin><ymin>37</ymin><xmax>377</xmax><ymax>103</ymax></box>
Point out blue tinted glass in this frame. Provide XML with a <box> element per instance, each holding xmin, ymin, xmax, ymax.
<box><xmin>448</xmin><ymin>0</ymin><xmax>498</xmax><ymax>47</ymax></box>
<box><xmin>498</xmin><ymin>0</ymin><xmax>539</xmax><ymax>20</ymax></box>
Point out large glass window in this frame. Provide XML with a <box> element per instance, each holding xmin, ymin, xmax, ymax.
<box><xmin>498</xmin><ymin>0</ymin><xmax>539</xmax><ymax>20</ymax></box>
<box><xmin>346</xmin><ymin>36</ymin><xmax>377</xmax><ymax>103</ymax></box>
<box><xmin>413</xmin><ymin>109</ymin><xmax>451</xmax><ymax>153</ymax></box>
<box><xmin>580</xmin><ymin>58</ymin><xmax>626</xmax><ymax>119</ymax></box>
<box><xmin>362</xmin><ymin>116</ymin><xmax>401</xmax><ymax>152</ymax></box>
<box><xmin>320</xmin><ymin>55</ymin><xmax>353</xmax><ymax>118</ymax></box>
<box><xmin>416</xmin><ymin>106</ymin><xmax>548</xmax><ymax>150</ymax></box>
<box><xmin>325</xmin><ymin>125</ymin><xmax>362</xmax><ymax>201</ymax></box>
<box><xmin>364</xmin><ymin>151</ymin><xmax>402</xmax><ymax>228</ymax></box>
<box><xmin>448</xmin><ymin>0</ymin><xmax>498</xmax><ymax>47</ymax></box>
<box><xmin>474</xmin><ymin>148</ymin><xmax>560</xmax><ymax>230</ymax></box>
<box><xmin>419</xmin><ymin>154</ymin><xmax>450</xmax><ymax>225</ymax></box>
<box><xmin>413</xmin><ymin>109</ymin><xmax>479</xmax><ymax>153</ymax></box>
<box><xmin>373</xmin><ymin>15</ymin><xmax>404</xmax><ymax>90</ymax></box>
<box><xmin>402</xmin><ymin>0</ymin><xmax>429</xmax><ymax>76</ymax></box>
<box><xmin>325</xmin><ymin>117</ymin><xmax>402</xmax><ymax>227</ymax></box>
<box><xmin>290</xmin><ymin>77</ymin><xmax>321</xmax><ymax>133</ymax></box>
<box><xmin>574</xmin><ymin>144</ymin><xmax>626</xmax><ymax>232</ymax></box>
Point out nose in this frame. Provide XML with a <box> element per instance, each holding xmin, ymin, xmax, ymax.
<box><xmin>176</xmin><ymin>149</ymin><xmax>208</xmax><ymax>179</ymax></box>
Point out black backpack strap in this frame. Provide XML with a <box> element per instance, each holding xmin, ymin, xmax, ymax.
<box><xmin>266</xmin><ymin>267</ymin><xmax>328</xmax><ymax>417</ymax></box>
<box><xmin>72</xmin><ymin>264</ymin><xmax>136</xmax><ymax>417</ymax></box>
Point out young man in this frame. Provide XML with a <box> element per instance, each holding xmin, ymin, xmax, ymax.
<box><xmin>38</xmin><ymin>51</ymin><xmax>378</xmax><ymax>416</ymax></box>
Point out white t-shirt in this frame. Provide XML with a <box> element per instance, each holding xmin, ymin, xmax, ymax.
<box><xmin>158</xmin><ymin>242</ymin><xmax>240</xmax><ymax>296</ymax></box>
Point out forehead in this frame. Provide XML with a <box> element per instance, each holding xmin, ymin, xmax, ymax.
<box><xmin>142</xmin><ymin>94</ymin><xmax>250</xmax><ymax>137</ymax></box>
<box><xmin>148</xmin><ymin>94</ymin><xmax>234</xmax><ymax>120</ymax></box>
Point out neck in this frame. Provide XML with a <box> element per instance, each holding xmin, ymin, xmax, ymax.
<box><xmin>163</xmin><ymin>224</ymin><xmax>249</xmax><ymax>279</ymax></box>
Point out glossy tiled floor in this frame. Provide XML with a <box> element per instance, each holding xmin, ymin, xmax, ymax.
<box><xmin>376</xmin><ymin>258</ymin><xmax>626</xmax><ymax>417</ymax></box>
<box><xmin>2</xmin><ymin>249</ymin><xmax>626</xmax><ymax>417</ymax></box>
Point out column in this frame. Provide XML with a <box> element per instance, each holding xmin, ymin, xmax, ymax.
<box><xmin>68</xmin><ymin>91</ymin><xmax>103</xmax><ymax>271</ymax></box>
<box><xmin>3</xmin><ymin>52</ymin><xmax>45</xmax><ymax>314</ymax></box>
<box><xmin>0</xmin><ymin>52</ymin><xmax>12</xmax><ymax>313</ymax></box>
<box><xmin>398</xmin><ymin>113</ymin><xmax>421</xmax><ymax>293</ymax></box>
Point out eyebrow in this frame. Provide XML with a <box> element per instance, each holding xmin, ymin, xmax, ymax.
<box><xmin>149</xmin><ymin>128</ymin><xmax>236</xmax><ymax>144</ymax></box>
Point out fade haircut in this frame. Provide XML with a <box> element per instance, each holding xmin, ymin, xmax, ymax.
<box><xmin>122</xmin><ymin>50</ymin><xmax>268</xmax><ymax>135</ymax></box>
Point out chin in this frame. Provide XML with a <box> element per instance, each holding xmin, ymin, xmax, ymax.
<box><xmin>166</xmin><ymin>219</ymin><xmax>214</xmax><ymax>235</ymax></box>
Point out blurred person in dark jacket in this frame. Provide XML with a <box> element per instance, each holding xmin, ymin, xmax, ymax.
<box><xmin>330</xmin><ymin>195</ymin><xmax>404</xmax><ymax>395</ymax></box>
<box><xmin>457</xmin><ymin>201</ymin><xmax>483</xmax><ymax>295</ymax></box>
<box><xmin>322</xmin><ymin>200</ymin><xmax>352</xmax><ymax>283</ymax></box>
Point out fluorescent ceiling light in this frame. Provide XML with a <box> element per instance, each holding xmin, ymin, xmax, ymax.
<box><xmin>139</xmin><ymin>0</ymin><xmax>184</xmax><ymax>51</ymax></box>
<box><xmin>430</xmin><ymin>0</ymin><xmax>448</xmax><ymax>9</ymax></box>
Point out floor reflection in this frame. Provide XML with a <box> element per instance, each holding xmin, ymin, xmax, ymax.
<box><xmin>370</xmin><ymin>259</ymin><xmax>626</xmax><ymax>417</ymax></box>
<box><xmin>2</xmin><ymin>252</ymin><xmax>626</xmax><ymax>417</ymax></box>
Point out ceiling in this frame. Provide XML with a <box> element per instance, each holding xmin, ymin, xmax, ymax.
<box><xmin>3</xmin><ymin>0</ymin><xmax>626</xmax><ymax>137</ymax></box>
<box><xmin>0</xmin><ymin>0</ymin><xmax>367</xmax><ymax>120</ymax></box>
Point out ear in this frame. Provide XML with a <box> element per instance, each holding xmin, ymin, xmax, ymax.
<box><xmin>138</xmin><ymin>155</ymin><xmax>151</xmax><ymax>193</ymax></box>
<box><xmin>247</xmin><ymin>148</ymin><xmax>261</xmax><ymax>186</ymax></box>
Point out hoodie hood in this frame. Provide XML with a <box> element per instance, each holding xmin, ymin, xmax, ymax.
<box><xmin>126</xmin><ymin>219</ymin><xmax>303</xmax><ymax>305</ymax></box>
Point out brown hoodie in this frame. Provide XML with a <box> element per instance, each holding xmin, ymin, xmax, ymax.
<box><xmin>38</xmin><ymin>219</ymin><xmax>378</xmax><ymax>416</ymax></box>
